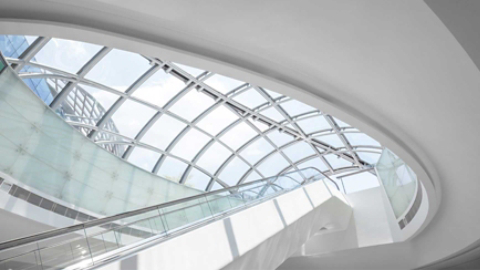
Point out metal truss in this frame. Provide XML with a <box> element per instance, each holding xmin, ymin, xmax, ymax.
<box><xmin>3</xmin><ymin>35</ymin><xmax>384</xmax><ymax>191</ymax></box>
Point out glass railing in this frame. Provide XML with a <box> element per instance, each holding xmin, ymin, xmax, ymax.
<box><xmin>0</xmin><ymin>167</ymin><xmax>334</xmax><ymax>270</ymax></box>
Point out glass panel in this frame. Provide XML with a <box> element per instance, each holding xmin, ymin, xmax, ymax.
<box><xmin>0</xmin><ymin>35</ymin><xmax>36</xmax><ymax>58</ymax></box>
<box><xmin>296</xmin><ymin>115</ymin><xmax>331</xmax><ymax>134</ymax></box>
<box><xmin>332</xmin><ymin>116</ymin><xmax>350</xmax><ymax>127</ymax></box>
<box><xmin>203</xmin><ymin>74</ymin><xmax>245</xmax><ymax>94</ymax></box>
<box><xmin>196</xmin><ymin>105</ymin><xmax>239</xmax><ymax>136</ymax></box>
<box><xmin>111</xmin><ymin>99</ymin><xmax>157</xmax><ymax>138</ymax></box>
<box><xmin>33</xmin><ymin>38</ymin><xmax>102</xmax><ymax>73</ymax></box>
<box><xmin>132</xmin><ymin>69</ymin><xmax>185</xmax><ymax>108</ymax></box>
<box><xmin>171</xmin><ymin>129</ymin><xmax>210</xmax><ymax>161</ymax></box>
<box><xmin>140</xmin><ymin>114</ymin><xmax>186</xmax><ymax>150</ymax></box>
<box><xmin>266</xmin><ymin>129</ymin><xmax>294</xmax><ymax>147</ymax></box>
<box><xmin>78</xmin><ymin>84</ymin><xmax>119</xmax><ymax>113</ymax></box>
<box><xmin>184</xmin><ymin>168</ymin><xmax>211</xmax><ymax>190</ymax></box>
<box><xmin>248</xmin><ymin>118</ymin><xmax>269</xmax><ymax>132</ymax></box>
<box><xmin>233</xmin><ymin>89</ymin><xmax>268</xmax><ymax>109</ymax></box>
<box><xmin>196</xmin><ymin>142</ymin><xmax>232</xmax><ymax>174</ymax></box>
<box><xmin>280</xmin><ymin>100</ymin><xmax>316</xmax><ymax>117</ymax></box>
<box><xmin>324</xmin><ymin>154</ymin><xmax>353</xmax><ymax>169</ymax></box>
<box><xmin>219</xmin><ymin>122</ymin><xmax>257</xmax><ymax>150</ymax></box>
<box><xmin>357</xmin><ymin>152</ymin><xmax>381</xmax><ymax>164</ymax></box>
<box><xmin>174</xmin><ymin>62</ymin><xmax>205</xmax><ymax>77</ymax></box>
<box><xmin>210</xmin><ymin>181</ymin><xmax>224</xmax><ymax>191</ymax></box>
<box><xmin>157</xmin><ymin>157</ymin><xmax>189</xmax><ymax>182</ymax></box>
<box><xmin>127</xmin><ymin>147</ymin><xmax>161</xmax><ymax>171</ymax></box>
<box><xmin>344</xmin><ymin>133</ymin><xmax>381</xmax><ymax>147</ymax></box>
<box><xmin>169</xmin><ymin>89</ymin><xmax>215</xmax><ymax>121</ymax></box>
<box><xmin>244</xmin><ymin>171</ymin><xmax>262</xmax><ymax>183</ymax></box>
<box><xmin>282</xmin><ymin>142</ymin><xmax>315</xmax><ymax>163</ymax></box>
<box><xmin>257</xmin><ymin>152</ymin><xmax>289</xmax><ymax>177</ymax></box>
<box><xmin>219</xmin><ymin>157</ymin><xmax>250</xmax><ymax>186</ymax></box>
<box><xmin>85</xmin><ymin>49</ymin><xmax>151</xmax><ymax>92</ymax></box>
<box><xmin>264</xmin><ymin>88</ymin><xmax>283</xmax><ymax>99</ymax></box>
<box><xmin>240</xmin><ymin>138</ymin><xmax>274</xmax><ymax>165</ymax></box>
<box><xmin>260</xmin><ymin>107</ymin><xmax>285</xmax><ymax>122</ymax></box>
<box><xmin>316</xmin><ymin>134</ymin><xmax>345</xmax><ymax>148</ymax></box>
<box><xmin>376</xmin><ymin>148</ymin><xmax>418</xmax><ymax>218</ymax></box>
<box><xmin>341</xmin><ymin>171</ymin><xmax>379</xmax><ymax>194</ymax></box>
<box><xmin>297</xmin><ymin>157</ymin><xmax>328</xmax><ymax>172</ymax></box>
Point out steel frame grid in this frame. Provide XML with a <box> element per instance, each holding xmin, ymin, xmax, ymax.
<box><xmin>3</xmin><ymin>35</ymin><xmax>383</xmax><ymax>192</ymax></box>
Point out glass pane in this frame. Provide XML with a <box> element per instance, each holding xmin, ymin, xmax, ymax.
<box><xmin>248</xmin><ymin>118</ymin><xmax>269</xmax><ymax>132</ymax></box>
<box><xmin>297</xmin><ymin>157</ymin><xmax>328</xmax><ymax>172</ymax></box>
<box><xmin>171</xmin><ymin>129</ymin><xmax>210</xmax><ymax>161</ymax></box>
<box><xmin>264</xmin><ymin>88</ymin><xmax>283</xmax><ymax>99</ymax></box>
<box><xmin>169</xmin><ymin>89</ymin><xmax>215</xmax><ymax>121</ymax></box>
<box><xmin>174</xmin><ymin>62</ymin><xmax>205</xmax><ymax>77</ymax></box>
<box><xmin>185</xmin><ymin>168</ymin><xmax>211</xmax><ymax>190</ymax></box>
<box><xmin>157</xmin><ymin>157</ymin><xmax>189</xmax><ymax>182</ymax></box>
<box><xmin>79</xmin><ymin>84</ymin><xmax>119</xmax><ymax>113</ymax></box>
<box><xmin>196</xmin><ymin>105</ymin><xmax>239</xmax><ymax>136</ymax></box>
<box><xmin>219</xmin><ymin>122</ymin><xmax>257</xmax><ymax>150</ymax></box>
<box><xmin>140</xmin><ymin>114</ymin><xmax>186</xmax><ymax>150</ymax></box>
<box><xmin>296</xmin><ymin>115</ymin><xmax>331</xmax><ymax>134</ymax></box>
<box><xmin>282</xmin><ymin>142</ymin><xmax>315</xmax><ymax>163</ymax></box>
<box><xmin>260</xmin><ymin>107</ymin><xmax>285</xmax><ymax>122</ymax></box>
<box><xmin>240</xmin><ymin>138</ymin><xmax>274</xmax><ymax>165</ymax></box>
<box><xmin>324</xmin><ymin>154</ymin><xmax>353</xmax><ymax>169</ymax></box>
<box><xmin>85</xmin><ymin>49</ymin><xmax>151</xmax><ymax>92</ymax></box>
<box><xmin>33</xmin><ymin>38</ymin><xmax>102</xmax><ymax>73</ymax></box>
<box><xmin>0</xmin><ymin>35</ymin><xmax>36</xmax><ymax>58</ymax></box>
<box><xmin>357</xmin><ymin>152</ymin><xmax>381</xmax><ymax>164</ymax></box>
<box><xmin>280</xmin><ymin>100</ymin><xmax>316</xmax><ymax>117</ymax></box>
<box><xmin>257</xmin><ymin>152</ymin><xmax>289</xmax><ymax>177</ymax></box>
<box><xmin>127</xmin><ymin>147</ymin><xmax>161</xmax><ymax>171</ymax></box>
<box><xmin>316</xmin><ymin>134</ymin><xmax>345</xmax><ymax>148</ymax></box>
<box><xmin>332</xmin><ymin>116</ymin><xmax>350</xmax><ymax>127</ymax></box>
<box><xmin>210</xmin><ymin>181</ymin><xmax>224</xmax><ymax>191</ymax></box>
<box><xmin>219</xmin><ymin>157</ymin><xmax>250</xmax><ymax>186</ymax></box>
<box><xmin>266</xmin><ymin>129</ymin><xmax>294</xmax><ymax>147</ymax></box>
<box><xmin>344</xmin><ymin>133</ymin><xmax>381</xmax><ymax>147</ymax></box>
<box><xmin>244</xmin><ymin>171</ymin><xmax>262</xmax><ymax>183</ymax></box>
<box><xmin>196</xmin><ymin>142</ymin><xmax>232</xmax><ymax>174</ymax></box>
<box><xmin>111</xmin><ymin>99</ymin><xmax>157</xmax><ymax>138</ymax></box>
<box><xmin>233</xmin><ymin>89</ymin><xmax>267</xmax><ymax>109</ymax></box>
<box><xmin>203</xmin><ymin>74</ymin><xmax>245</xmax><ymax>94</ymax></box>
<box><xmin>132</xmin><ymin>69</ymin><xmax>185</xmax><ymax>107</ymax></box>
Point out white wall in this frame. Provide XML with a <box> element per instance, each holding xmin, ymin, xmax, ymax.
<box><xmin>294</xmin><ymin>187</ymin><xmax>393</xmax><ymax>257</ymax></box>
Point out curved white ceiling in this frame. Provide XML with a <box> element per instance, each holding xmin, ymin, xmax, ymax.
<box><xmin>1</xmin><ymin>0</ymin><xmax>479</xmax><ymax>268</ymax></box>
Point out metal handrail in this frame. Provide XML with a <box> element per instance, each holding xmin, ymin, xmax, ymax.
<box><xmin>0</xmin><ymin>167</ymin><xmax>325</xmax><ymax>251</ymax></box>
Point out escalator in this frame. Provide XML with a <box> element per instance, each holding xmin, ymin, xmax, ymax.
<box><xmin>0</xmin><ymin>168</ymin><xmax>350</xmax><ymax>270</ymax></box>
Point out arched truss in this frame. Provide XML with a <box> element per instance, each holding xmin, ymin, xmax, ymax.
<box><xmin>0</xmin><ymin>35</ymin><xmax>384</xmax><ymax>191</ymax></box>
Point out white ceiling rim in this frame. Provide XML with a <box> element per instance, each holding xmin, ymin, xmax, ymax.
<box><xmin>0</xmin><ymin>5</ymin><xmax>440</xmax><ymax>238</ymax></box>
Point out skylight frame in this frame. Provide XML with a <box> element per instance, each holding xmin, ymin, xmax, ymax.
<box><xmin>2</xmin><ymin>35</ymin><xmax>384</xmax><ymax>192</ymax></box>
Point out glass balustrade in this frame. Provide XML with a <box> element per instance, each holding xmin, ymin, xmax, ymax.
<box><xmin>0</xmin><ymin>167</ymin><xmax>334</xmax><ymax>270</ymax></box>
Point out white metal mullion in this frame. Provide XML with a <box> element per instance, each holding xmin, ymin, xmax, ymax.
<box><xmin>220</xmin><ymin>106</ymin><xmax>300</xmax><ymax>186</ymax></box>
<box><xmin>50</xmin><ymin>46</ymin><xmax>112</xmax><ymax>110</ymax></box>
<box><xmin>324</xmin><ymin>115</ymin><xmax>362</xmax><ymax>166</ymax></box>
<box><xmin>13</xmin><ymin>36</ymin><xmax>51</xmax><ymax>72</ymax></box>
<box><xmin>255</xmin><ymin>86</ymin><xmax>332</xmax><ymax>175</ymax></box>
<box><xmin>88</xmin><ymin>64</ymin><xmax>163</xmax><ymax>139</ymax></box>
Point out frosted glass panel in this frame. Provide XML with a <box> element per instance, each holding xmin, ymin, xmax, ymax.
<box><xmin>376</xmin><ymin>148</ymin><xmax>418</xmax><ymax>218</ymax></box>
<box><xmin>0</xmin><ymin>61</ymin><xmax>203</xmax><ymax>217</ymax></box>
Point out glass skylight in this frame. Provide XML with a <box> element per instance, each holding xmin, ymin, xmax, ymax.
<box><xmin>132</xmin><ymin>70</ymin><xmax>185</xmax><ymax>108</ymax></box>
<box><xmin>1</xmin><ymin>34</ymin><xmax>392</xmax><ymax>192</ymax></box>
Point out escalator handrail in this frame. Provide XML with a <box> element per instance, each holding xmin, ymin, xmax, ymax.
<box><xmin>0</xmin><ymin>167</ymin><xmax>326</xmax><ymax>251</ymax></box>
